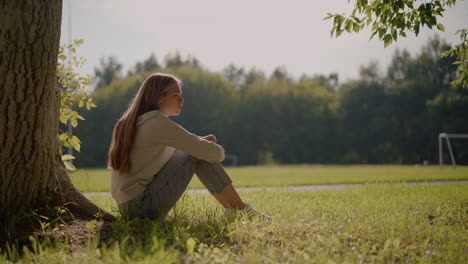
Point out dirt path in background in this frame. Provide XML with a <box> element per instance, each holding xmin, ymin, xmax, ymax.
<box><xmin>83</xmin><ymin>180</ymin><xmax>468</xmax><ymax>196</ymax></box>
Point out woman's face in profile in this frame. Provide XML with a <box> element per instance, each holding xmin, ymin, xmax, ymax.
<box><xmin>159</xmin><ymin>83</ymin><xmax>184</xmax><ymax>117</ymax></box>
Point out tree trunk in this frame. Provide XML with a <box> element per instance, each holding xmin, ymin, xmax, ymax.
<box><xmin>0</xmin><ymin>0</ymin><xmax>112</xmax><ymax>220</ymax></box>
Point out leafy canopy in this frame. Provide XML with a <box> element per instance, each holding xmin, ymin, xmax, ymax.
<box><xmin>325</xmin><ymin>0</ymin><xmax>466</xmax><ymax>88</ymax></box>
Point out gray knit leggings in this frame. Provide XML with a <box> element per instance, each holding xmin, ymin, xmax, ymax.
<box><xmin>119</xmin><ymin>150</ymin><xmax>233</xmax><ymax>219</ymax></box>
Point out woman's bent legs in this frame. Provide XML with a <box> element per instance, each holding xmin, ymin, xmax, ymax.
<box><xmin>142</xmin><ymin>150</ymin><xmax>196</xmax><ymax>218</ymax></box>
<box><xmin>120</xmin><ymin>150</ymin><xmax>244</xmax><ymax>219</ymax></box>
<box><xmin>195</xmin><ymin>161</ymin><xmax>245</xmax><ymax>209</ymax></box>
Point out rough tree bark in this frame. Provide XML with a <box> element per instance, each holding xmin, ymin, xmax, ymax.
<box><xmin>0</xmin><ymin>0</ymin><xmax>112</xmax><ymax>220</ymax></box>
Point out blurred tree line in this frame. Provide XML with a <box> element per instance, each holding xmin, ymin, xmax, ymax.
<box><xmin>75</xmin><ymin>37</ymin><xmax>468</xmax><ymax>167</ymax></box>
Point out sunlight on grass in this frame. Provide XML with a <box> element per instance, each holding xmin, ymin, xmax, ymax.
<box><xmin>84</xmin><ymin>184</ymin><xmax>467</xmax><ymax>263</ymax></box>
<box><xmin>70</xmin><ymin>165</ymin><xmax>468</xmax><ymax>192</ymax></box>
<box><xmin>2</xmin><ymin>184</ymin><xmax>467</xmax><ymax>263</ymax></box>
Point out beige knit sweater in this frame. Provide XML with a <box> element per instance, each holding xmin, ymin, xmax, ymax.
<box><xmin>110</xmin><ymin>110</ymin><xmax>225</xmax><ymax>204</ymax></box>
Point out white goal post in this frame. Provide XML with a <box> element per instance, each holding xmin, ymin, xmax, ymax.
<box><xmin>439</xmin><ymin>133</ymin><xmax>468</xmax><ymax>168</ymax></box>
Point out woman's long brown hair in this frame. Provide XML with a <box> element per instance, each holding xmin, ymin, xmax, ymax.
<box><xmin>107</xmin><ymin>73</ymin><xmax>181</xmax><ymax>173</ymax></box>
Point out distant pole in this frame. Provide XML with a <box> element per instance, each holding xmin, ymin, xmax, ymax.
<box><xmin>439</xmin><ymin>134</ymin><xmax>443</xmax><ymax>168</ymax></box>
<box><xmin>67</xmin><ymin>0</ymin><xmax>73</xmax><ymax>159</ymax></box>
<box><xmin>444</xmin><ymin>137</ymin><xmax>456</xmax><ymax>168</ymax></box>
<box><xmin>438</xmin><ymin>133</ymin><xmax>468</xmax><ymax>169</ymax></box>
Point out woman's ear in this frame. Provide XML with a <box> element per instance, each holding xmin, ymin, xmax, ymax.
<box><xmin>157</xmin><ymin>96</ymin><xmax>164</xmax><ymax>109</ymax></box>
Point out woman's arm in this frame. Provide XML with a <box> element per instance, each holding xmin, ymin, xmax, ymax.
<box><xmin>149</xmin><ymin>119</ymin><xmax>225</xmax><ymax>162</ymax></box>
<box><xmin>193</xmin><ymin>134</ymin><xmax>217</xmax><ymax>161</ymax></box>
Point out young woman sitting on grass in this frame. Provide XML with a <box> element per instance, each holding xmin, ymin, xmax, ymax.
<box><xmin>107</xmin><ymin>73</ymin><xmax>271</xmax><ymax>220</ymax></box>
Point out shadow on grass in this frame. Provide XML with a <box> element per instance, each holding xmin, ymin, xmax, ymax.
<box><xmin>97</xmin><ymin>209</ymin><xmax>234</xmax><ymax>261</ymax></box>
<box><xmin>1</xmin><ymin>208</ymin><xmax>234</xmax><ymax>262</ymax></box>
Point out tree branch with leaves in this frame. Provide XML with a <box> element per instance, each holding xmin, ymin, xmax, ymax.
<box><xmin>325</xmin><ymin>0</ymin><xmax>466</xmax><ymax>88</ymax></box>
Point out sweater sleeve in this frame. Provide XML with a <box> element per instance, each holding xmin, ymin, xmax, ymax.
<box><xmin>150</xmin><ymin>118</ymin><xmax>225</xmax><ymax>162</ymax></box>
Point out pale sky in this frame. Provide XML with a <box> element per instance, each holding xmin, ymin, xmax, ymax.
<box><xmin>60</xmin><ymin>0</ymin><xmax>468</xmax><ymax>84</ymax></box>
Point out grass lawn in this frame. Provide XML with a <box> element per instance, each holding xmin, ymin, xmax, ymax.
<box><xmin>70</xmin><ymin>165</ymin><xmax>468</xmax><ymax>192</ymax></box>
<box><xmin>2</xmin><ymin>184</ymin><xmax>467</xmax><ymax>263</ymax></box>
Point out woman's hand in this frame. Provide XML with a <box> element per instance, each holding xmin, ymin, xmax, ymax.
<box><xmin>193</xmin><ymin>134</ymin><xmax>217</xmax><ymax>162</ymax></box>
<box><xmin>201</xmin><ymin>134</ymin><xmax>217</xmax><ymax>143</ymax></box>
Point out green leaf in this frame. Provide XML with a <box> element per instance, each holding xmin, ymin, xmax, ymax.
<box><xmin>351</xmin><ymin>16</ymin><xmax>361</xmax><ymax>23</ymax></box>
<box><xmin>70</xmin><ymin>135</ymin><xmax>81</xmax><ymax>152</ymax></box>
<box><xmin>345</xmin><ymin>20</ymin><xmax>353</xmax><ymax>33</ymax></box>
<box><xmin>61</xmin><ymin>154</ymin><xmax>76</xmax><ymax>161</ymax></box>
<box><xmin>372</xmin><ymin>22</ymin><xmax>379</xmax><ymax>31</ymax></box>
<box><xmin>378</xmin><ymin>28</ymin><xmax>386</xmax><ymax>39</ymax></box>
<box><xmin>366</xmin><ymin>8</ymin><xmax>372</xmax><ymax>22</ymax></box>
<box><xmin>186</xmin><ymin>238</ymin><xmax>196</xmax><ymax>256</ymax></box>
<box><xmin>383</xmin><ymin>34</ymin><xmax>393</xmax><ymax>47</ymax></box>
<box><xmin>59</xmin><ymin>132</ymin><xmax>71</xmax><ymax>140</ymax></box>
<box><xmin>86</xmin><ymin>101</ymin><xmax>96</xmax><ymax>110</ymax></box>
<box><xmin>429</xmin><ymin>16</ymin><xmax>437</xmax><ymax>28</ymax></box>
<box><xmin>73</xmin><ymin>39</ymin><xmax>84</xmax><ymax>45</ymax></box>
<box><xmin>63</xmin><ymin>160</ymin><xmax>76</xmax><ymax>171</ymax></box>
<box><xmin>59</xmin><ymin>108</ymin><xmax>72</xmax><ymax>125</ymax></box>
<box><xmin>437</xmin><ymin>23</ymin><xmax>445</xmax><ymax>32</ymax></box>
<box><xmin>353</xmin><ymin>22</ymin><xmax>361</xmax><ymax>33</ymax></box>
<box><xmin>71</xmin><ymin>118</ymin><xmax>78</xmax><ymax>128</ymax></box>
<box><xmin>323</xmin><ymin>13</ymin><xmax>334</xmax><ymax>20</ymax></box>
<box><xmin>336</xmin><ymin>28</ymin><xmax>344</xmax><ymax>37</ymax></box>
<box><xmin>414</xmin><ymin>23</ymin><xmax>420</xmax><ymax>36</ymax></box>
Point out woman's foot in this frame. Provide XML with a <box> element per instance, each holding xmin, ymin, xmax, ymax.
<box><xmin>224</xmin><ymin>202</ymin><xmax>273</xmax><ymax>221</ymax></box>
<box><xmin>213</xmin><ymin>185</ymin><xmax>246</xmax><ymax>209</ymax></box>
